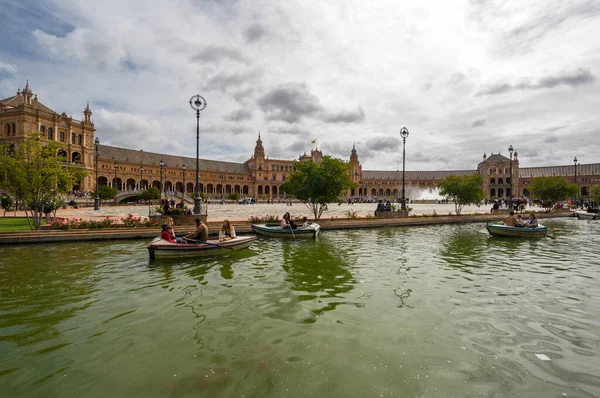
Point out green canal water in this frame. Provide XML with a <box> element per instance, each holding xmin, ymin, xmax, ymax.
<box><xmin>1</xmin><ymin>219</ymin><xmax>599</xmax><ymax>397</ymax></box>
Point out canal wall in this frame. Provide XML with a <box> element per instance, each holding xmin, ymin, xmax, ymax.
<box><xmin>0</xmin><ymin>212</ymin><xmax>573</xmax><ymax>245</ymax></box>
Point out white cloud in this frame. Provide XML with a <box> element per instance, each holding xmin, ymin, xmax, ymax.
<box><xmin>1</xmin><ymin>0</ymin><xmax>598</xmax><ymax>170</ymax></box>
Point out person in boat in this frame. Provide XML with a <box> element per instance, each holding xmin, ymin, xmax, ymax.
<box><xmin>184</xmin><ymin>217</ymin><xmax>209</xmax><ymax>242</ymax></box>
<box><xmin>503</xmin><ymin>211</ymin><xmax>520</xmax><ymax>227</ymax></box>
<box><xmin>515</xmin><ymin>214</ymin><xmax>525</xmax><ymax>227</ymax></box>
<box><xmin>281</xmin><ymin>212</ymin><xmax>297</xmax><ymax>229</ymax></box>
<box><xmin>524</xmin><ymin>213</ymin><xmax>538</xmax><ymax>228</ymax></box>
<box><xmin>301</xmin><ymin>216</ymin><xmax>309</xmax><ymax>227</ymax></box>
<box><xmin>160</xmin><ymin>224</ymin><xmax>184</xmax><ymax>243</ymax></box>
<box><xmin>218</xmin><ymin>219</ymin><xmax>236</xmax><ymax>242</ymax></box>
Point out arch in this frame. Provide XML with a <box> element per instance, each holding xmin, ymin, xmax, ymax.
<box><xmin>234</xmin><ymin>185</ymin><xmax>241</xmax><ymax>194</ymax></box>
<box><xmin>47</xmin><ymin>127</ymin><xmax>53</xmax><ymax>140</ymax></box>
<box><xmin>98</xmin><ymin>176</ymin><xmax>109</xmax><ymax>186</ymax></box>
<box><xmin>522</xmin><ymin>188</ymin><xmax>529</xmax><ymax>197</ymax></box>
<box><xmin>186</xmin><ymin>182</ymin><xmax>194</xmax><ymax>194</ymax></box>
<box><xmin>498</xmin><ymin>188</ymin><xmax>504</xmax><ymax>198</ymax></box>
<box><xmin>165</xmin><ymin>181</ymin><xmax>173</xmax><ymax>192</ymax></box>
<box><xmin>393</xmin><ymin>188</ymin><xmax>399</xmax><ymax>197</ymax></box>
<box><xmin>225</xmin><ymin>184</ymin><xmax>232</xmax><ymax>194</ymax></box>
<box><xmin>199</xmin><ymin>183</ymin><xmax>204</xmax><ymax>193</ymax></box>
<box><xmin>57</xmin><ymin>149</ymin><xmax>67</xmax><ymax>159</ymax></box>
<box><xmin>243</xmin><ymin>185</ymin><xmax>249</xmax><ymax>195</ymax></box>
<box><xmin>272</xmin><ymin>186</ymin><xmax>278</xmax><ymax>196</ymax></box>
<box><xmin>152</xmin><ymin>180</ymin><xmax>161</xmax><ymax>190</ymax></box>
<box><xmin>125</xmin><ymin>178</ymin><xmax>136</xmax><ymax>190</ymax></box>
<box><xmin>71</xmin><ymin>152</ymin><xmax>82</xmax><ymax>163</ymax></box>
<box><xmin>216</xmin><ymin>184</ymin><xmax>223</xmax><ymax>195</ymax></box>
<box><xmin>385</xmin><ymin>189</ymin><xmax>391</xmax><ymax>196</ymax></box>
<box><xmin>490</xmin><ymin>188</ymin><xmax>496</xmax><ymax>197</ymax></box>
<box><xmin>40</xmin><ymin>125</ymin><xmax>45</xmax><ymax>133</ymax></box>
<box><xmin>113</xmin><ymin>178</ymin><xmax>122</xmax><ymax>190</ymax></box>
<box><xmin>371</xmin><ymin>188</ymin><xmax>377</xmax><ymax>196</ymax></box>
<box><xmin>265</xmin><ymin>185</ymin><xmax>270</xmax><ymax>195</ymax></box>
<box><xmin>490</xmin><ymin>178</ymin><xmax>495</xmax><ymax>184</ymax></box>
<box><xmin>207</xmin><ymin>184</ymin><xmax>214</xmax><ymax>195</ymax></box>
<box><xmin>257</xmin><ymin>185</ymin><xmax>263</xmax><ymax>196</ymax></box>
<box><xmin>506</xmin><ymin>188</ymin><xmax>512</xmax><ymax>197</ymax></box>
<box><xmin>175</xmin><ymin>182</ymin><xmax>184</xmax><ymax>193</ymax></box>
<box><xmin>378</xmin><ymin>189</ymin><xmax>384</xmax><ymax>196</ymax></box>
<box><xmin>140</xmin><ymin>179</ymin><xmax>149</xmax><ymax>190</ymax></box>
<box><xmin>498</xmin><ymin>178</ymin><xmax>504</xmax><ymax>184</ymax></box>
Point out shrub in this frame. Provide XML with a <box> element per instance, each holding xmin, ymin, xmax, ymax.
<box><xmin>344</xmin><ymin>210</ymin><xmax>360</xmax><ymax>219</ymax></box>
<box><xmin>248</xmin><ymin>214</ymin><xmax>280</xmax><ymax>223</ymax></box>
<box><xmin>121</xmin><ymin>214</ymin><xmax>143</xmax><ymax>227</ymax></box>
<box><xmin>365</xmin><ymin>213</ymin><xmax>375</xmax><ymax>219</ymax></box>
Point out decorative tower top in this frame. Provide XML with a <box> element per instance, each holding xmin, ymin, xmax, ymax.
<box><xmin>483</xmin><ymin>152</ymin><xmax>487</xmax><ymax>160</ymax></box>
<box><xmin>22</xmin><ymin>80</ymin><xmax>33</xmax><ymax>105</ymax></box>
<box><xmin>83</xmin><ymin>101</ymin><xmax>93</xmax><ymax>123</ymax></box>
<box><xmin>350</xmin><ymin>143</ymin><xmax>359</xmax><ymax>163</ymax></box>
<box><xmin>253</xmin><ymin>131</ymin><xmax>265</xmax><ymax>159</ymax></box>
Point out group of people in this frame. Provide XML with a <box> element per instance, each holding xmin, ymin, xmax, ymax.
<box><xmin>376</xmin><ymin>200</ymin><xmax>393</xmax><ymax>212</ymax></box>
<box><xmin>504</xmin><ymin>211</ymin><xmax>538</xmax><ymax>228</ymax></box>
<box><xmin>159</xmin><ymin>218</ymin><xmax>237</xmax><ymax>244</ymax></box>
<box><xmin>280</xmin><ymin>212</ymin><xmax>309</xmax><ymax>229</ymax></box>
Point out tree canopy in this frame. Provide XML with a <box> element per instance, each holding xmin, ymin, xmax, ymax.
<box><xmin>436</xmin><ymin>174</ymin><xmax>484</xmax><ymax>215</ymax></box>
<box><xmin>98</xmin><ymin>185</ymin><xmax>119</xmax><ymax>201</ymax></box>
<box><xmin>0</xmin><ymin>132</ymin><xmax>88</xmax><ymax>229</ymax></box>
<box><xmin>139</xmin><ymin>187</ymin><xmax>161</xmax><ymax>201</ymax></box>
<box><xmin>528</xmin><ymin>176</ymin><xmax>578</xmax><ymax>211</ymax></box>
<box><xmin>280</xmin><ymin>156</ymin><xmax>355</xmax><ymax>220</ymax></box>
<box><xmin>590</xmin><ymin>185</ymin><xmax>600</xmax><ymax>204</ymax></box>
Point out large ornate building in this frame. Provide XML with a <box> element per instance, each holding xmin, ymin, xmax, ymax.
<box><xmin>2</xmin><ymin>83</ymin><xmax>599</xmax><ymax>202</ymax></box>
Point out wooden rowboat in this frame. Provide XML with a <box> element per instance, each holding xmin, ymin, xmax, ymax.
<box><xmin>148</xmin><ymin>235</ymin><xmax>256</xmax><ymax>259</ymax></box>
<box><xmin>251</xmin><ymin>223</ymin><xmax>320</xmax><ymax>239</ymax></box>
<box><xmin>486</xmin><ymin>223</ymin><xmax>548</xmax><ymax>238</ymax></box>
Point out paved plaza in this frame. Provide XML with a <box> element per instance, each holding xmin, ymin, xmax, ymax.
<box><xmin>43</xmin><ymin>201</ymin><xmax>530</xmax><ymax>222</ymax></box>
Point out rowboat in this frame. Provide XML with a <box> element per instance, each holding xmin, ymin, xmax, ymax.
<box><xmin>251</xmin><ymin>223</ymin><xmax>321</xmax><ymax>239</ymax></box>
<box><xmin>573</xmin><ymin>210</ymin><xmax>598</xmax><ymax>220</ymax></box>
<box><xmin>486</xmin><ymin>223</ymin><xmax>548</xmax><ymax>238</ymax></box>
<box><xmin>148</xmin><ymin>235</ymin><xmax>256</xmax><ymax>259</ymax></box>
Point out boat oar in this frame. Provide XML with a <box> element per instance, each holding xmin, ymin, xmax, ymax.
<box><xmin>184</xmin><ymin>238</ymin><xmax>235</xmax><ymax>249</ymax></box>
<box><xmin>289</xmin><ymin>225</ymin><xmax>295</xmax><ymax>239</ymax></box>
<box><xmin>533</xmin><ymin>229</ymin><xmax>556</xmax><ymax>239</ymax></box>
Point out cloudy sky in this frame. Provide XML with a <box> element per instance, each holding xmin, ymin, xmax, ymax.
<box><xmin>1</xmin><ymin>0</ymin><xmax>599</xmax><ymax>171</ymax></box>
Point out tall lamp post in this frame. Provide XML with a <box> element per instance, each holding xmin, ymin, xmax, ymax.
<box><xmin>574</xmin><ymin>157</ymin><xmax>579</xmax><ymax>206</ymax></box>
<box><xmin>182</xmin><ymin>165</ymin><xmax>186</xmax><ymax>196</ymax></box>
<box><xmin>399</xmin><ymin>127</ymin><xmax>409</xmax><ymax>210</ymax></box>
<box><xmin>94</xmin><ymin>137</ymin><xmax>100</xmax><ymax>210</ymax></box>
<box><xmin>189</xmin><ymin>94</ymin><xmax>207</xmax><ymax>215</ymax></box>
<box><xmin>508</xmin><ymin>145</ymin><xmax>514</xmax><ymax>210</ymax></box>
<box><xmin>113</xmin><ymin>162</ymin><xmax>119</xmax><ymax>191</ymax></box>
<box><xmin>159</xmin><ymin>159</ymin><xmax>165</xmax><ymax>198</ymax></box>
<box><xmin>140</xmin><ymin>166</ymin><xmax>144</xmax><ymax>190</ymax></box>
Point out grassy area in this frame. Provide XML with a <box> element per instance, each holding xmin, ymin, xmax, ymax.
<box><xmin>0</xmin><ymin>217</ymin><xmax>39</xmax><ymax>232</ymax></box>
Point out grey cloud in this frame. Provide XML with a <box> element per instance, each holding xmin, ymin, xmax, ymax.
<box><xmin>366</xmin><ymin>136</ymin><xmax>401</xmax><ymax>152</ymax></box>
<box><xmin>470</xmin><ymin>116</ymin><xmax>487</xmax><ymax>127</ymax></box>
<box><xmin>202</xmin><ymin>69</ymin><xmax>262</xmax><ymax>92</ymax></box>
<box><xmin>322</xmin><ymin>107</ymin><xmax>365</xmax><ymax>124</ymax></box>
<box><xmin>422</xmin><ymin>82</ymin><xmax>432</xmax><ymax>91</ymax></box>
<box><xmin>269</xmin><ymin>126</ymin><xmax>311</xmax><ymax>136</ymax></box>
<box><xmin>449</xmin><ymin>72</ymin><xmax>467</xmax><ymax>85</ymax></box>
<box><xmin>233</xmin><ymin>87</ymin><xmax>255</xmax><ymax>103</ymax></box>
<box><xmin>543</xmin><ymin>135</ymin><xmax>559</xmax><ymax>144</ymax></box>
<box><xmin>258</xmin><ymin>82</ymin><xmax>365</xmax><ymax>124</ymax></box>
<box><xmin>258</xmin><ymin>82</ymin><xmax>323</xmax><ymax>123</ymax></box>
<box><xmin>286</xmin><ymin>140</ymin><xmax>309</xmax><ymax>154</ymax></box>
<box><xmin>476</xmin><ymin>68</ymin><xmax>595</xmax><ymax>96</ymax></box>
<box><xmin>191</xmin><ymin>45</ymin><xmax>247</xmax><ymax>64</ymax></box>
<box><xmin>244</xmin><ymin>23</ymin><xmax>267</xmax><ymax>43</ymax></box>
<box><xmin>225</xmin><ymin>108</ymin><xmax>253</xmax><ymax>122</ymax></box>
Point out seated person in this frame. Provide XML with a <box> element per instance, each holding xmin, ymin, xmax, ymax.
<box><xmin>281</xmin><ymin>212</ymin><xmax>290</xmax><ymax>228</ymax></box>
<box><xmin>218</xmin><ymin>219</ymin><xmax>236</xmax><ymax>242</ymax></box>
<box><xmin>376</xmin><ymin>200</ymin><xmax>386</xmax><ymax>212</ymax></box>
<box><xmin>184</xmin><ymin>218</ymin><xmax>209</xmax><ymax>242</ymax></box>
<box><xmin>385</xmin><ymin>201</ymin><xmax>392</xmax><ymax>211</ymax></box>
<box><xmin>160</xmin><ymin>224</ymin><xmax>183</xmax><ymax>243</ymax></box>
<box><xmin>515</xmin><ymin>214</ymin><xmax>525</xmax><ymax>227</ymax></box>
<box><xmin>503</xmin><ymin>211</ymin><xmax>520</xmax><ymax>227</ymax></box>
<box><xmin>525</xmin><ymin>213</ymin><xmax>538</xmax><ymax>228</ymax></box>
<box><xmin>301</xmin><ymin>216</ymin><xmax>309</xmax><ymax>227</ymax></box>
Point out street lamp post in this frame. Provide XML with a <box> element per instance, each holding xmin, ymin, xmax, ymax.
<box><xmin>94</xmin><ymin>137</ymin><xmax>100</xmax><ymax>210</ymax></box>
<box><xmin>182</xmin><ymin>165</ymin><xmax>186</xmax><ymax>196</ymax></box>
<box><xmin>574</xmin><ymin>157</ymin><xmax>579</xmax><ymax>206</ymax></box>
<box><xmin>140</xmin><ymin>166</ymin><xmax>144</xmax><ymax>190</ymax></box>
<box><xmin>159</xmin><ymin>159</ymin><xmax>164</xmax><ymax>198</ymax></box>
<box><xmin>114</xmin><ymin>162</ymin><xmax>119</xmax><ymax>191</ymax></box>
<box><xmin>508</xmin><ymin>145</ymin><xmax>514</xmax><ymax>210</ymax></box>
<box><xmin>399</xmin><ymin>127</ymin><xmax>409</xmax><ymax>210</ymax></box>
<box><xmin>189</xmin><ymin>94</ymin><xmax>207</xmax><ymax>215</ymax></box>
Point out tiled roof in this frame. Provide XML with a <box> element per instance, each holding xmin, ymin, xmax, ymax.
<box><xmin>519</xmin><ymin>163</ymin><xmax>600</xmax><ymax>178</ymax></box>
<box><xmin>0</xmin><ymin>95</ymin><xmax>56</xmax><ymax>114</ymax></box>
<box><xmin>362</xmin><ymin>169</ymin><xmax>477</xmax><ymax>180</ymax></box>
<box><xmin>98</xmin><ymin>145</ymin><xmax>251</xmax><ymax>174</ymax></box>
<box><xmin>481</xmin><ymin>153</ymin><xmax>510</xmax><ymax>163</ymax></box>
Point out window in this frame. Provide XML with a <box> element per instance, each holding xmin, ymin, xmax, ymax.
<box><xmin>71</xmin><ymin>133</ymin><xmax>76</xmax><ymax>144</ymax></box>
<box><xmin>272</xmin><ymin>174</ymin><xmax>276</xmax><ymax>181</ymax></box>
<box><xmin>78</xmin><ymin>134</ymin><xmax>82</xmax><ymax>145</ymax></box>
<box><xmin>60</xmin><ymin>131</ymin><xmax>65</xmax><ymax>142</ymax></box>
<box><xmin>48</xmin><ymin>128</ymin><xmax>53</xmax><ymax>140</ymax></box>
<box><xmin>40</xmin><ymin>126</ymin><xmax>45</xmax><ymax>133</ymax></box>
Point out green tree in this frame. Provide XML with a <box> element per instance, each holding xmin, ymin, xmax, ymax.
<box><xmin>590</xmin><ymin>185</ymin><xmax>600</xmax><ymax>204</ymax></box>
<box><xmin>280</xmin><ymin>156</ymin><xmax>355</xmax><ymax>220</ymax></box>
<box><xmin>140</xmin><ymin>187</ymin><xmax>161</xmax><ymax>201</ymax></box>
<box><xmin>436</xmin><ymin>174</ymin><xmax>484</xmax><ymax>215</ymax></box>
<box><xmin>97</xmin><ymin>185</ymin><xmax>119</xmax><ymax>203</ymax></box>
<box><xmin>529</xmin><ymin>176</ymin><xmax>578</xmax><ymax>211</ymax></box>
<box><xmin>227</xmin><ymin>192</ymin><xmax>241</xmax><ymax>201</ymax></box>
<box><xmin>0</xmin><ymin>132</ymin><xmax>88</xmax><ymax>229</ymax></box>
<box><xmin>1</xmin><ymin>195</ymin><xmax>14</xmax><ymax>217</ymax></box>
